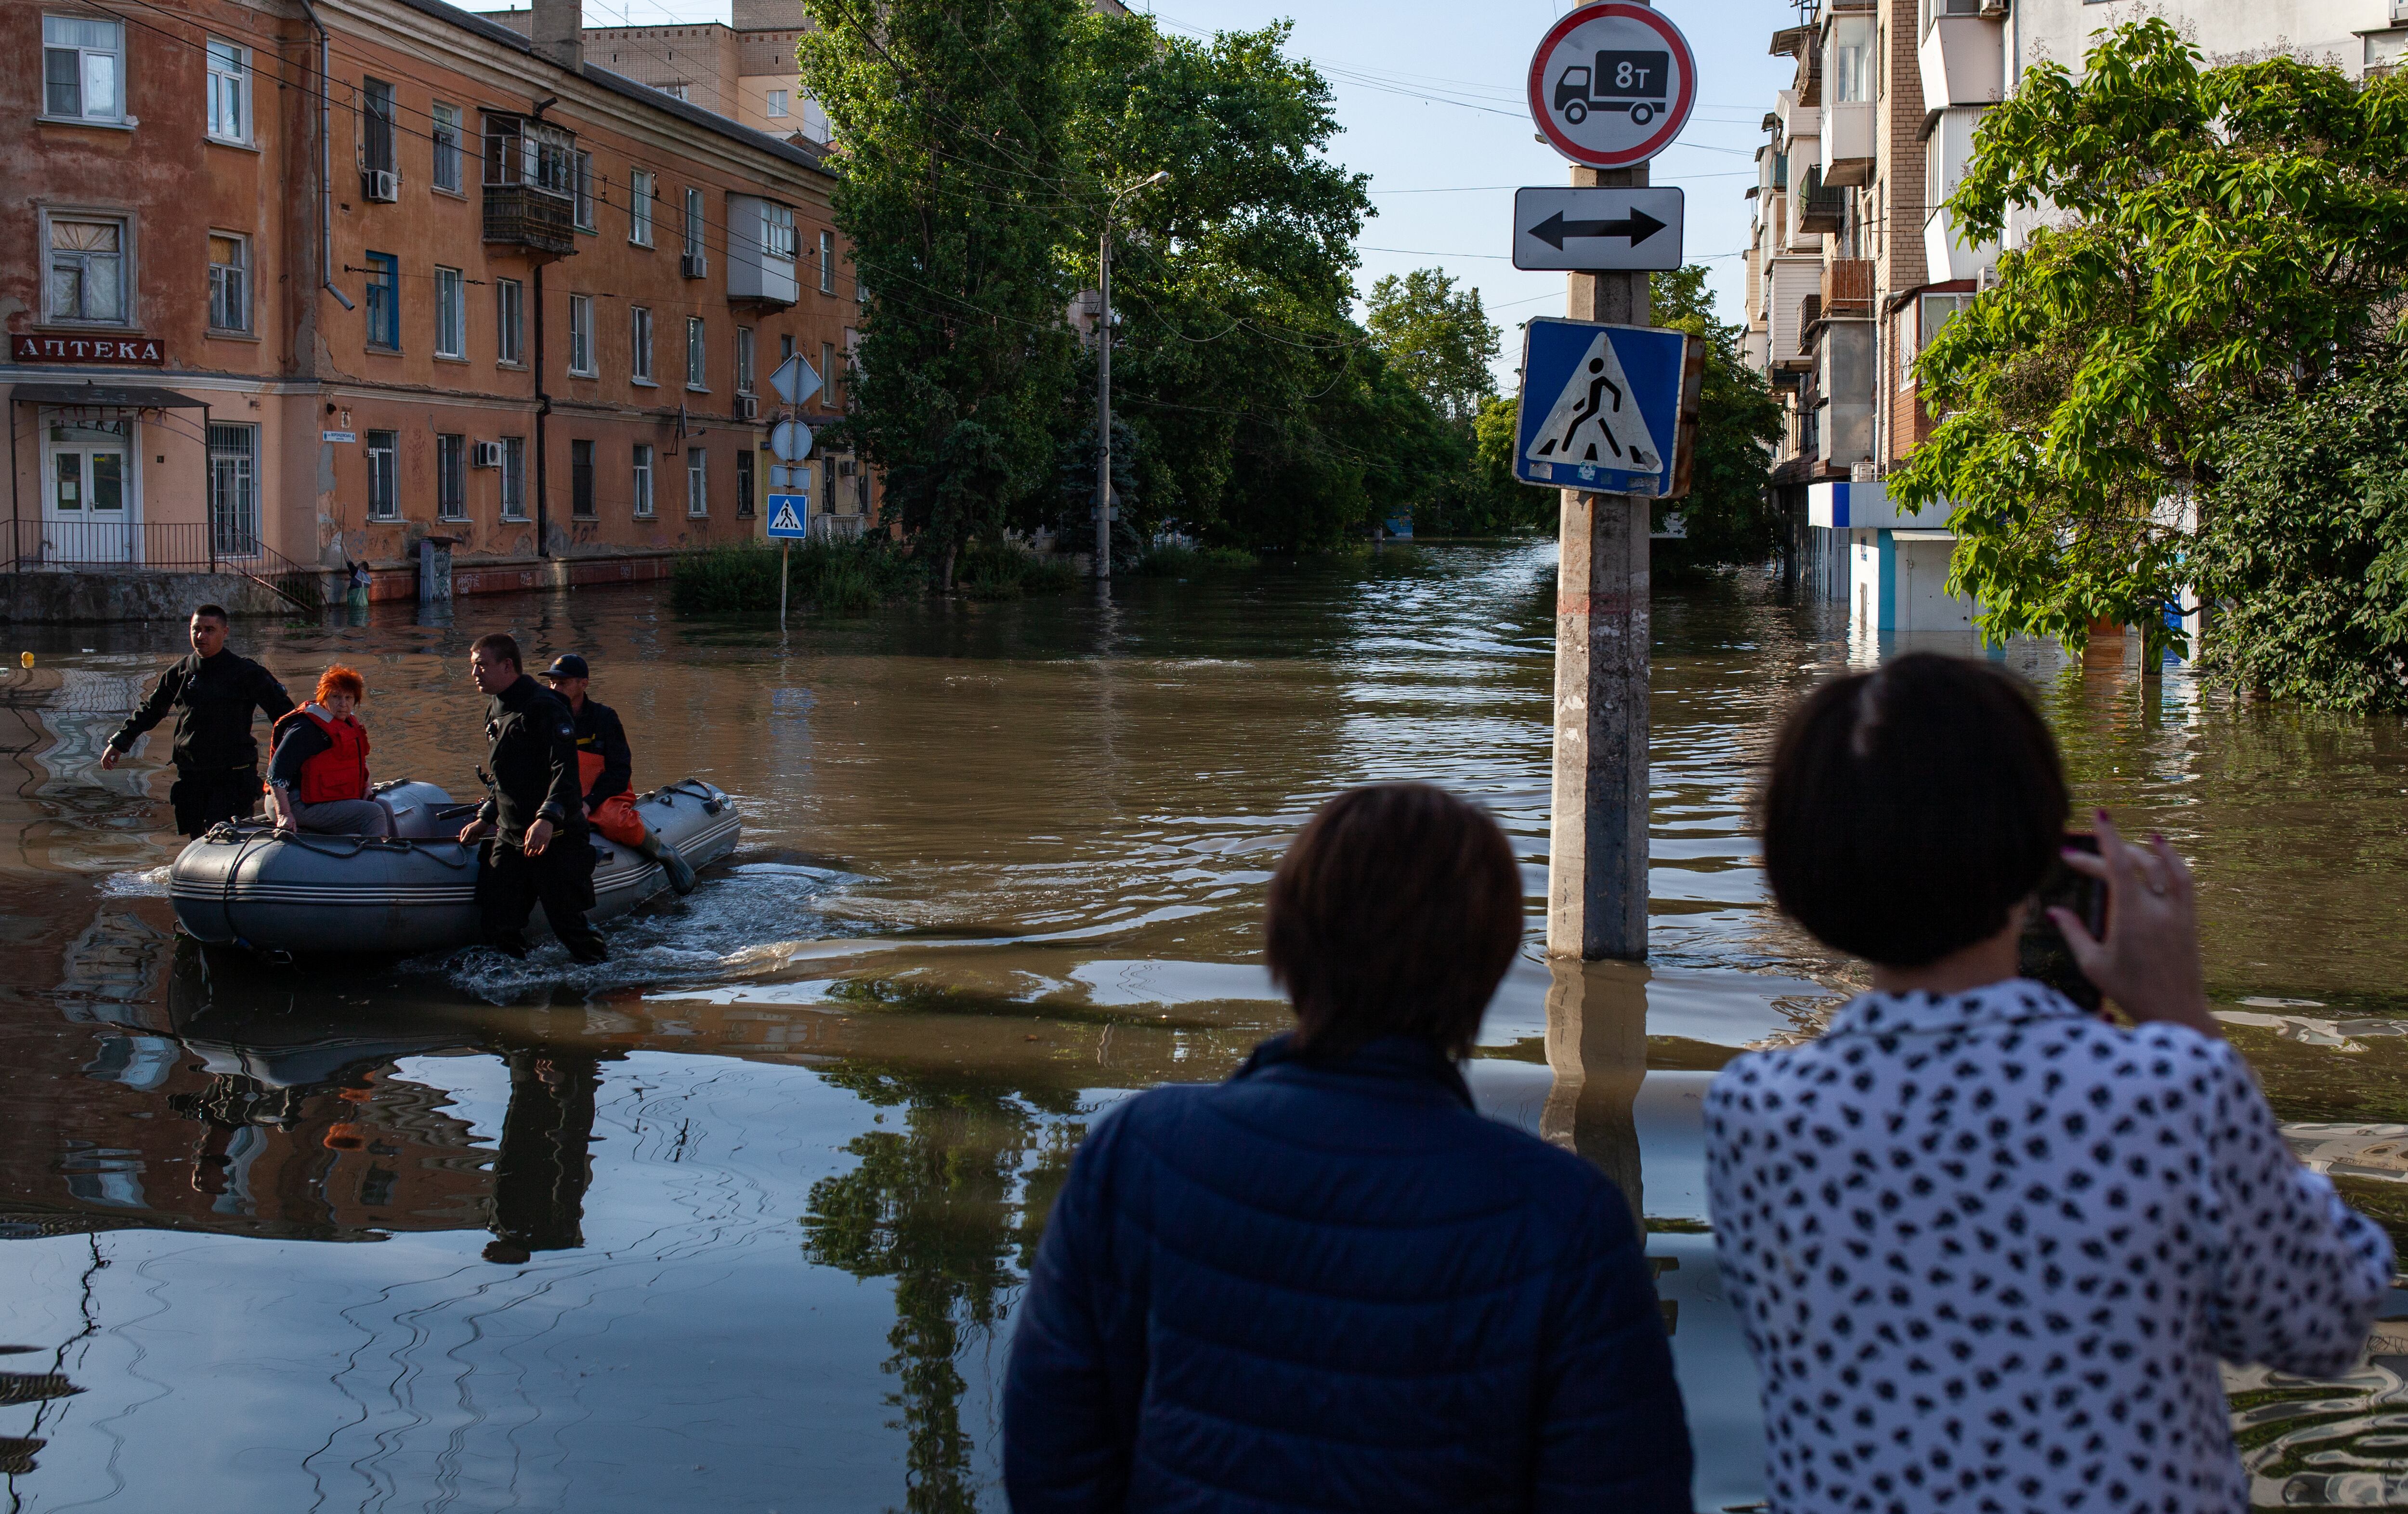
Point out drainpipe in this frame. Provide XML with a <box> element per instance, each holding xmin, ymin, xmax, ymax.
<box><xmin>297</xmin><ymin>0</ymin><xmax>353</xmax><ymax>313</ymax></box>
<box><xmin>529</xmin><ymin>98</ymin><xmax>561</xmax><ymax>562</ymax></box>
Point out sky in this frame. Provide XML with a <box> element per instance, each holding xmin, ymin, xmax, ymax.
<box><xmin>603</xmin><ymin>0</ymin><xmax>1809</xmax><ymax>387</ymax></box>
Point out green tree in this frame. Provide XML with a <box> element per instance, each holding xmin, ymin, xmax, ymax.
<box><xmin>1647</xmin><ymin>266</ymin><xmax>1782</xmax><ymax>572</ymax></box>
<box><xmin>2195</xmin><ymin>369</ymin><xmax>2408</xmax><ymax>710</ymax></box>
<box><xmin>1363</xmin><ymin>269</ymin><xmax>1499</xmax><ymax>427</ymax></box>
<box><xmin>1892</xmin><ymin>20</ymin><xmax>2408</xmax><ymax>661</ymax></box>
<box><xmin>797</xmin><ymin>0</ymin><xmax>1086</xmax><ymax>591</ymax></box>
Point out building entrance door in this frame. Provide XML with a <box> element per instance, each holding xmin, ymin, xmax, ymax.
<box><xmin>43</xmin><ymin>419</ymin><xmax>133</xmax><ymax>564</ymax></box>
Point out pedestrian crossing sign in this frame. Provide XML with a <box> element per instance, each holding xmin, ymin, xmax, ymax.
<box><xmin>766</xmin><ymin>495</ymin><xmax>808</xmax><ymax>537</ymax></box>
<box><xmin>1513</xmin><ymin>317</ymin><xmax>1688</xmax><ymax>496</ymax></box>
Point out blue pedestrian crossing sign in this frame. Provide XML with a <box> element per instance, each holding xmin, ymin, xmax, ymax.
<box><xmin>1513</xmin><ymin>317</ymin><xmax>1688</xmax><ymax>496</ymax></box>
<box><xmin>766</xmin><ymin>494</ymin><xmax>809</xmax><ymax>538</ymax></box>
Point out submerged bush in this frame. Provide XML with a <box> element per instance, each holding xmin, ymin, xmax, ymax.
<box><xmin>670</xmin><ymin>536</ymin><xmax>925</xmax><ymax>616</ymax></box>
<box><xmin>1130</xmin><ymin>542</ymin><xmax>1258</xmax><ymax>577</ymax></box>
<box><xmin>953</xmin><ymin>540</ymin><xmax>1079</xmax><ymax>600</ymax></box>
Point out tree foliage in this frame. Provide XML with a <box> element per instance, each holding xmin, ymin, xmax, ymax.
<box><xmin>1364</xmin><ymin>269</ymin><xmax>1499</xmax><ymax>427</ymax></box>
<box><xmin>2195</xmin><ymin>368</ymin><xmax>2408</xmax><ymax>710</ymax></box>
<box><xmin>796</xmin><ymin>0</ymin><xmax>1085</xmax><ymax>591</ymax></box>
<box><xmin>1646</xmin><ymin>266</ymin><xmax>1782</xmax><ymax>572</ymax></box>
<box><xmin>1892</xmin><ymin>20</ymin><xmax>2408</xmax><ymax>660</ymax></box>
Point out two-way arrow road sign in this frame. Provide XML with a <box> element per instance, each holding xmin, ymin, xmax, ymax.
<box><xmin>1511</xmin><ymin>187</ymin><xmax>1685</xmax><ymax>272</ymax></box>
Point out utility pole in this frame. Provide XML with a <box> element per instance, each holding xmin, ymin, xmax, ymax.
<box><xmin>1095</xmin><ymin>172</ymin><xmax>1167</xmax><ymax>581</ymax></box>
<box><xmin>1547</xmin><ymin>157</ymin><xmax>1652</xmax><ymax>962</ymax></box>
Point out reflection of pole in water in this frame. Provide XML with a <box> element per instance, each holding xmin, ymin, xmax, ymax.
<box><xmin>1542</xmin><ymin>959</ymin><xmax>1648</xmax><ymax>1226</ymax></box>
<box><xmin>483</xmin><ymin>1052</ymin><xmax>602</xmax><ymax>1265</ymax></box>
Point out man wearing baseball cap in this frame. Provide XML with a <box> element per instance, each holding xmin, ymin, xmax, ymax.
<box><xmin>537</xmin><ymin>653</ymin><xmax>697</xmax><ymax>895</ymax></box>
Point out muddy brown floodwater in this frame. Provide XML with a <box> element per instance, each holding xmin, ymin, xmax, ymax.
<box><xmin>0</xmin><ymin>543</ymin><xmax>2402</xmax><ymax>1513</ymax></box>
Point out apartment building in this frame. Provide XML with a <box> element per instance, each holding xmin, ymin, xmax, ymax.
<box><xmin>480</xmin><ymin>0</ymin><xmax>829</xmax><ymax>142</ymax></box>
<box><xmin>5</xmin><ymin>0</ymin><xmax>875</xmax><ymax>604</ymax></box>
<box><xmin>1744</xmin><ymin>0</ymin><xmax>2398</xmax><ymax>636</ymax></box>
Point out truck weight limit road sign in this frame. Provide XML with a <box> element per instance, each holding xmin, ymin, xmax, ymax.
<box><xmin>1526</xmin><ymin>3</ymin><xmax>1697</xmax><ymax>168</ymax></box>
<box><xmin>1511</xmin><ymin>187</ymin><xmax>1685</xmax><ymax>271</ymax></box>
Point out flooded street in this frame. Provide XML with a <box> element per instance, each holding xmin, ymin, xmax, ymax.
<box><xmin>0</xmin><ymin>541</ymin><xmax>2404</xmax><ymax>1512</ymax></box>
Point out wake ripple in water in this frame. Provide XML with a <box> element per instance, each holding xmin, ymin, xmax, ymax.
<box><xmin>99</xmin><ymin>865</ymin><xmax>172</xmax><ymax>898</ymax></box>
<box><xmin>406</xmin><ymin>857</ymin><xmax>871</xmax><ymax>1002</ymax></box>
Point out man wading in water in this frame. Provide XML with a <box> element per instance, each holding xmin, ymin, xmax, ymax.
<box><xmin>103</xmin><ymin>604</ymin><xmax>293</xmax><ymax>837</ymax></box>
<box><xmin>457</xmin><ymin>633</ymin><xmax>607</xmax><ymax>964</ymax></box>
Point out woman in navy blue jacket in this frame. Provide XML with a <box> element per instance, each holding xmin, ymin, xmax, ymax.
<box><xmin>1004</xmin><ymin>783</ymin><xmax>1694</xmax><ymax>1513</ymax></box>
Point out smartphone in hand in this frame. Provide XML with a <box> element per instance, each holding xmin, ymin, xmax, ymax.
<box><xmin>2018</xmin><ymin>832</ymin><xmax>2108</xmax><ymax>1013</ymax></box>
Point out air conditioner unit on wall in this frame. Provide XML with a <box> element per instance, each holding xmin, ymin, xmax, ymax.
<box><xmin>471</xmin><ymin>442</ymin><xmax>502</xmax><ymax>469</ymax></box>
<box><xmin>363</xmin><ymin>169</ymin><xmax>400</xmax><ymax>203</ymax></box>
<box><xmin>681</xmin><ymin>252</ymin><xmax>708</xmax><ymax>279</ymax></box>
<box><xmin>2394</xmin><ymin>0</ymin><xmax>2408</xmax><ymax>25</ymax></box>
<box><xmin>736</xmin><ymin>395</ymin><xmax>759</xmax><ymax>420</ymax></box>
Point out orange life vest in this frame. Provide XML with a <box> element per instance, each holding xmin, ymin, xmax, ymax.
<box><xmin>273</xmin><ymin>705</ymin><xmax>369</xmax><ymax>804</ymax></box>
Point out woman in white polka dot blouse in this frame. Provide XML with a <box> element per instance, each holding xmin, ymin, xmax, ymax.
<box><xmin>1705</xmin><ymin>654</ymin><xmax>2393</xmax><ymax>1514</ymax></box>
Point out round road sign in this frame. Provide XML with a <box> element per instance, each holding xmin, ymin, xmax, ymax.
<box><xmin>1526</xmin><ymin>3</ymin><xmax>1698</xmax><ymax>169</ymax></box>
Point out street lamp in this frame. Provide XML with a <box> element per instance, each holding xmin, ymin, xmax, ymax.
<box><xmin>1095</xmin><ymin>169</ymin><xmax>1170</xmax><ymax>581</ymax></box>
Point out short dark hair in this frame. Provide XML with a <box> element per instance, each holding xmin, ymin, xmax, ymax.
<box><xmin>192</xmin><ymin>604</ymin><xmax>229</xmax><ymax>625</ymax></box>
<box><xmin>469</xmin><ymin>633</ymin><xmax>523</xmax><ymax>671</ymax></box>
<box><xmin>1265</xmin><ymin>783</ymin><xmax>1522</xmax><ymax>1059</ymax></box>
<box><xmin>1762</xmin><ymin>653</ymin><xmax>2068</xmax><ymax>968</ymax></box>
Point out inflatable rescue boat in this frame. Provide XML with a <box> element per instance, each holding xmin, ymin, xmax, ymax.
<box><xmin>169</xmin><ymin>778</ymin><xmax>740</xmax><ymax>954</ymax></box>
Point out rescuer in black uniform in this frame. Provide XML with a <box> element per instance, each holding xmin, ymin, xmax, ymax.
<box><xmin>537</xmin><ymin>653</ymin><xmax>697</xmax><ymax>894</ymax></box>
<box><xmin>454</xmin><ymin>632</ymin><xmax>608</xmax><ymax>963</ymax></box>
<box><xmin>101</xmin><ymin>604</ymin><xmax>294</xmax><ymax>837</ymax></box>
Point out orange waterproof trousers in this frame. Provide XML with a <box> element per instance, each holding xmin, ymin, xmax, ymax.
<box><xmin>577</xmin><ymin>752</ymin><xmax>649</xmax><ymax>846</ymax></box>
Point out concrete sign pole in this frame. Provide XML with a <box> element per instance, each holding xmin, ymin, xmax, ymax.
<box><xmin>1548</xmin><ymin>157</ymin><xmax>1651</xmax><ymax>962</ymax></box>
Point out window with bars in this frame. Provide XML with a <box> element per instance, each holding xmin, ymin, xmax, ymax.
<box><xmin>435</xmin><ymin>266</ymin><xmax>465</xmax><ymax>357</ymax></box>
<box><xmin>208</xmin><ymin>233</ymin><xmax>249</xmax><ymax>333</ymax></box>
<box><xmin>437</xmin><ymin>433</ymin><xmax>467</xmax><ymax>519</ymax></box>
<box><xmin>572</xmin><ymin>439</ymin><xmax>595</xmax><ymax>518</ymax></box>
<box><xmin>432</xmin><ymin>104</ymin><xmax>462</xmax><ymax>192</ymax></box>
<box><xmin>43</xmin><ymin>16</ymin><xmax>122</xmax><ymax>122</ymax></box>
<box><xmin>207</xmin><ymin>39</ymin><xmax>249</xmax><ymax>143</ymax></box>
<box><xmin>46</xmin><ymin>216</ymin><xmax>127</xmax><ymax>324</ymax></box>
<box><xmin>500</xmin><ymin>437</ymin><xmax>527</xmax><ymax>520</ymax></box>
<box><xmin>363</xmin><ymin>78</ymin><xmax>395</xmax><ymax>175</ymax></box>
<box><xmin>208</xmin><ymin>422</ymin><xmax>260</xmax><ymax>556</ymax></box>
<box><xmin>366</xmin><ymin>431</ymin><xmax>399</xmax><ymax>520</ymax></box>
<box><xmin>364</xmin><ymin>252</ymin><xmax>399</xmax><ymax>349</ymax></box>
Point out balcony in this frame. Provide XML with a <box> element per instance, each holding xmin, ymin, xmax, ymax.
<box><xmin>1822</xmin><ymin>101</ymin><xmax>1877</xmax><ymax>187</ymax></box>
<box><xmin>1821</xmin><ymin>258</ymin><xmax>1873</xmax><ymax>319</ymax></box>
<box><xmin>484</xmin><ymin>185</ymin><xmax>576</xmax><ymax>255</ymax></box>
<box><xmin>1796</xmin><ymin>166</ymin><xmax>1845</xmax><ymax>235</ymax></box>
<box><xmin>1796</xmin><ymin>294</ymin><xmax>1821</xmax><ymax>354</ymax></box>
<box><xmin>1918</xmin><ymin>14</ymin><xmax>2004</xmax><ymax>119</ymax></box>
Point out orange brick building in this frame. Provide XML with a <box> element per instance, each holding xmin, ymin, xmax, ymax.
<box><xmin>3</xmin><ymin>0</ymin><xmax>873</xmax><ymax>602</ymax></box>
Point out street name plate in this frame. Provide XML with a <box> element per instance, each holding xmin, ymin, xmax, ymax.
<box><xmin>1511</xmin><ymin>187</ymin><xmax>1685</xmax><ymax>271</ymax></box>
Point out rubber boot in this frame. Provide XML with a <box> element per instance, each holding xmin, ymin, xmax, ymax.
<box><xmin>635</xmin><ymin>829</ymin><xmax>698</xmax><ymax>895</ymax></box>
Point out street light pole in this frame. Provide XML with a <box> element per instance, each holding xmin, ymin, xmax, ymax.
<box><xmin>1096</xmin><ymin>171</ymin><xmax>1167</xmax><ymax>582</ymax></box>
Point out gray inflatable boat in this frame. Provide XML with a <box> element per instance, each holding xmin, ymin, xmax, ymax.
<box><xmin>169</xmin><ymin>778</ymin><xmax>741</xmax><ymax>954</ymax></box>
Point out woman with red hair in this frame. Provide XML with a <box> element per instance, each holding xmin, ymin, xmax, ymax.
<box><xmin>264</xmin><ymin>664</ymin><xmax>390</xmax><ymax>835</ymax></box>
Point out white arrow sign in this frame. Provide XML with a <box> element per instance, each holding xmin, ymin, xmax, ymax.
<box><xmin>1511</xmin><ymin>187</ymin><xmax>1685</xmax><ymax>271</ymax></box>
<box><xmin>769</xmin><ymin>354</ymin><xmax>822</xmax><ymax>407</ymax></box>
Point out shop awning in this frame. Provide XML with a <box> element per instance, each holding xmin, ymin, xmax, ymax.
<box><xmin>9</xmin><ymin>383</ymin><xmax>207</xmax><ymax>409</ymax></box>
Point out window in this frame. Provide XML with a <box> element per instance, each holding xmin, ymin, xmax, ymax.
<box><xmin>631</xmin><ymin>307</ymin><xmax>654</xmax><ymax>382</ymax></box>
<box><xmin>632</xmin><ymin>444</ymin><xmax>655</xmax><ymax>518</ymax></box>
<box><xmin>364</xmin><ymin>251</ymin><xmax>399</xmax><ymax>349</ymax></box>
<box><xmin>818</xmin><ymin>229</ymin><xmax>833</xmax><ymax>294</ymax></box>
<box><xmin>43</xmin><ymin>16</ymin><xmax>122</xmax><ymax>122</ymax></box>
<box><xmin>432</xmin><ymin>103</ymin><xmax>462</xmax><ymax>192</ymax></box>
<box><xmin>660</xmin><ymin>82</ymin><xmax>690</xmax><ymax>101</ymax></box>
<box><xmin>629</xmin><ymin>169</ymin><xmax>655</xmax><ymax>246</ymax></box>
<box><xmin>363</xmin><ymin>78</ymin><xmax>395</xmax><ymax>175</ymax></box>
<box><xmin>766</xmin><ymin>89</ymin><xmax>788</xmax><ymax>117</ymax></box>
<box><xmin>571</xmin><ymin>439</ymin><xmax>595</xmax><ymax>518</ymax></box>
<box><xmin>434</xmin><ymin>266</ymin><xmax>464</xmax><ymax>357</ymax></box>
<box><xmin>437</xmin><ymin>433</ymin><xmax>466</xmax><ymax>519</ymax></box>
<box><xmin>736</xmin><ymin>326</ymin><xmax>756</xmax><ymax>395</ymax></box>
<box><xmin>684</xmin><ymin>186</ymin><xmax>705</xmax><ymax>260</ymax></box>
<box><xmin>1829</xmin><ymin>15</ymin><xmax>1874</xmax><ymax>104</ymax></box>
<box><xmin>686</xmin><ymin>449</ymin><xmax>708</xmax><ymax>516</ymax></box>
<box><xmin>207</xmin><ymin>39</ymin><xmax>249</xmax><ymax>142</ymax></box>
<box><xmin>366</xmin><ymin>431</ymin><xmax>398</xmax><ymax>520</ymax></box>
<box><xmin>1918</xmin><ymin>292</ymin><xmax>1974</xmax><ymax>354</ymax></box>
<box><xmin>207</xmin><ymin>233</ymin><xmax>249</xmax><ymax>332</ymax></box>
<box><xmin>780</xmin><ymin>333</ymin><xmax>795</xmax><ymax>363</ymax></box>
<box><xmin>499</xmin><ymin>436</ymin><xmax>526</xmax><ymax>520</ymax></box>
<box><xmin>568</xmin><ymin>294</ymin><xmax>594</xmax><ymax>375</ymax></box>
<box><xmin>822</xmin><ymin>341</ymin><xmax>837</xmax><ymax>408</ymax></box>
<box><xmin>765</xmin><ymin>204</ymin><xmax>798</xmax><ymax>263</ymax></box>
<box><xmin>45</xmin><ymin>216</ymin><xmax>127</xmax><ymax>324</ymax></box>
<box><xmin>208</xmin><ymin>423</ymin><xmax>259</xmax><ymax>556</ymax></box>
<box><xmin>573</xmin><ymin>149</ymin><xmax>594</xmax><ymax>229</ymax></box>
<box><xmin>496</xmin><ymin>277</ymin><xmax>524</xmax><ymax>364</ymax></box>
<box><xmin>686</xmin><ymin>316</ymin><xmax>707</xmax><ymax>389</ymax></box>
<box><xmin>735</xmin><ymin>447</ymin><xmax>755</xmax><ymax>518</ymax></box>
<box><xmin>1925</xmin><ymin>0</ymin><xmax>1983</xmax><ymax>27</ymax></box>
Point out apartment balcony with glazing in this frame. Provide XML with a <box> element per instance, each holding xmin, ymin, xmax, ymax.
<box><xmin>482</xmin><ymin>114</ymin><xmax>579</xmax><ymax>256</ymax></box>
